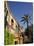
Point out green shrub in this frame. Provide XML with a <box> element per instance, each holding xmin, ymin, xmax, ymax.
<box><xmin>4</xmin><ymin>28</ymin><xmax>15</xmax><ymax>45</ymax></box>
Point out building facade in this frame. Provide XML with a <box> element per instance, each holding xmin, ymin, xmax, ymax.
<box><xmin>4</xmin><ymin>1</ymin><xmax>24</xmax><ymax>44</ymax></box>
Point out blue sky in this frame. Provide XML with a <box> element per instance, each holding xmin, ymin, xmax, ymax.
<box><xmin>7</xmin><ymin>1</ymin><xmax>33</xmax><ymax>29</ymax></box>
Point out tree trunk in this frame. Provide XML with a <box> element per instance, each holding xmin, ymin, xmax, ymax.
<box><xmin>27</xmin><ymin>21</ymin><xmax>29</xmax><ymax>37</ymax></box>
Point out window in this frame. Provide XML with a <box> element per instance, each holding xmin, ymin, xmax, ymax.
<box><xmin>11</xmin><ymin>19</ymin><xmax>14</xmax><ymax>26</ymax></box>
<box><xmin>11</xmin><ymin>19</ymin><xmax>14</xmax><ymax>23</ymax></box>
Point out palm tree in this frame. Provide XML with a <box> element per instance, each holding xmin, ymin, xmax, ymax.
<box><xmin>21</xmin><ymin>14</ymin><xmax>31</xmax><ymax>29</ymax></box>
<box><xmin>20</xmin><ymin>14</ymin><xmax>31</xmax><ymax>36</ymax></box>
<box><xmin>21</xmin><ymin>15</ymin><xmax>28</xmax><ymax>28</ymax></box>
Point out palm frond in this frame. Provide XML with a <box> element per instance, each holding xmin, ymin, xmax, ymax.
<box><xmin>20</xmin><ymin>20</ymin><xmax>24</xmax><ymax>22</ymax></box>
<box><xmin>21</xmin><ymin>17</ymin><xmax>24</xmax><ymax>18</ymax></box>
